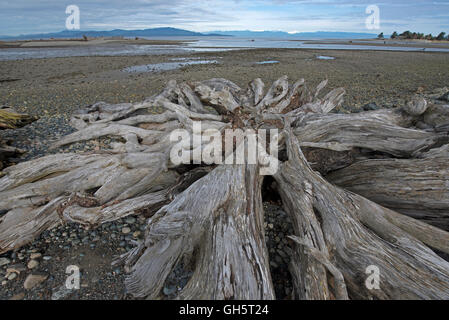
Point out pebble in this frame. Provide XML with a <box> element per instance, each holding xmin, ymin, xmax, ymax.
<box><xmin>121</xmin><ymin>227</ymin><xmax>131</xmax><ymax>234</ymax></box>
<box><xmin>7</xmin><ymin>272</ymin><xmax>17</xmax><ymax>280</ymax></box>
<box><xmin>362</xmin><ymin>102</ymin><xmax>380</xmax><ymax>111</ymax></box>
<box><xmin>24</xmin><ymin>274</ymin><xmax>48</xmax><ymax>290</ymax></box>
<box><xmin>43</xmin><ymin>256</ymin><xmax>52</xmax><ymax>261</ymax></box>
<box><xmin>0</xmin><ymin>257</ymin><xmax>11</xmax><ymax>267</ymax></box>
<box><xmin>7</xmin><ymin>264</ymin><xmax>26</xmax><ymax>274</ymax></box>
<box><xmin>132</xmin><ymin>231</ymin><xmax>141</xmax><ymax>238</ymax></box>
<box><xmin>125</xmin><ymin>217</ymin><xmax>136</xmax><ymax>224</ymax></box>
<box><xmin>163</xmin><ymin>285</ymin><xmax>177</xmax><ymax>296</ymax></box>
<box><xmin>9</xmin><ymin>292</ymin><xmax>25</xmax><ymax>300</ymax></box>
<box><xmin>30</xmin><ymin>253</ymin><xmax>42</xmax><ymax>260</ymax></box>
<box><xmin>27</xmin><ymin>260</ymin><xmax>39</xmax><ymax>269</ymax></box>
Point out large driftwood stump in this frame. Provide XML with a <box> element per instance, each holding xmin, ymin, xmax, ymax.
<box><xmin>0</xmin><ymin>76</ymin><xmax>449</xmax><ymax>299</ymax></box>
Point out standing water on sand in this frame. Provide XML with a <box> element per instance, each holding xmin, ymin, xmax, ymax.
<box><xmin>122</xmin><ymin>59</ymin><xmax>219</xmax><ymax>73</ymax></box>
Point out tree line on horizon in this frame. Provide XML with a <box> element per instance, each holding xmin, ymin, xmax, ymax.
<box><xmin>377</xmin><ymin>31</ymin><xmax>449</xmax><ymax>41</ymax></box>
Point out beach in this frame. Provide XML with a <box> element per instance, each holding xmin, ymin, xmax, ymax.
<box><xmin>1</xmin><ymin>46</ymin><xmax>449</xmax><ymax>300</ymax></box>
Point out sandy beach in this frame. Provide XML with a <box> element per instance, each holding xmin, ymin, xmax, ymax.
<box><xmin>1</xmin><ymin>47</ymin><xmax>449</xmax><ymax>116</ymax></box>
<box><xmin>0</xmin><ymin>46</ymin><xmax>449</xmax><ymax>300</ymax></box>
<box><xmin>0</xmin><ymin>38</ymin><xmax>192</xmax><ymax>48</ymax></box>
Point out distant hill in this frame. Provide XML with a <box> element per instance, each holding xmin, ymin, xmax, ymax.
<box><xmin>0</xmin><ymin>28</ymin><xmax>378</xmax><ymax>40</ymax></box>
<box><xmin>209</xmin><ymin>30</ymin><xmax>379</xmax><ymax>39</ymax></box>
<box><xmin>0</xmin><ymin>27</ymin><xmax>225</xmax><ymax>40</ymax></box>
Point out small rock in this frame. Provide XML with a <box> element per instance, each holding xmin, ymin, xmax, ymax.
<box><xmin>30</xmin><ymin>253</ymin><xmax>42</xmax><ymax>260</ymax></box>
<box><xmin>362</xmin><ymin>102</ymin><xmax>379</xmax><ymax>111</ymax></box>
<box><xmin>121</xmin><ymin>227</ymin><xmax>131</xmax><ymax>234</ymax></box>
<box><xmin>0</xmin><ymin>257</ymin><xmax>11</xmax><ymax>267</ymax></box>
<box><xmin>7</xmin><ymin>263</ymin><xmax>26</xmax><ymax>274</ymax></box>
<box><xmin>9</xmin><ymin>292</ymin><xmax>25</xmax><ymax>300</ymax></box>
<box><xmin>1</xmin><ymin>280</ymin><xmax>7</xmax><ymax>286</ymax></box>
<box><xmin>125</xmin><ymin>217</ymin><xmax>136</xmax><ymax>224</ymax></box>
<box><xmin>43</xmin><ymin>256</ymin><xmax>52</xmax><ymax>261</ymax></box>
<box><xmin>132</xmin><ymin>231</ymin><xmax>141</xmax><ymax>238</ymax></box>
<box><xmin>24</xmin><ymin>273</ymin><xmax>48</xmax><ymax>290</ymax></box>
<box><xmin>163</xmin><ymin>285</ymin><xmax>176</xmax><ymax>296</ymax></box>
<box><xmin>7</xmin><ymin>272</ymin><xmax>17</xmax><ymax>280</ymax></box>
<box><xmin>27</xmin><ymin>260</ymin><xmax>39</xmax><ymax>269</ymax></box>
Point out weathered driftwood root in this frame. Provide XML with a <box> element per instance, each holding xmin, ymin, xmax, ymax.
<box><xmin>275</xmin><ymin>127</ymin><xmax>449</xmax><ymax>299</ymax></box>
<box><xmin>0</xmin><ymin>108</ymin><xmax>37</xmax><ymax>130</ymax></box>
<box><xmin>120</xmin><ymin>163</ymin><xmax>275</xmax><ymax>299</ymax></box>
<box><xmin>1</xmin><ymin>76</ymin><xmax>449</xmax><ymax>299</ymax></box>
<box><xmin>327</xmin><ymin>145</ymin><xmax>449</xmax><ymax>230</ymax></box>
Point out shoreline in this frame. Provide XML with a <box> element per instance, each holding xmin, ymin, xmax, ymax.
<box><xmin>298</xmin><ymin>39</ymin><xmax>449</xmax><ymax>49</ymax></box>
<box><xmin>2</xmin><ymin>37</ymin><xmax>449</xmax><ymax>56</ymax></box>
<box><xmin>0</xmin><ymin>38</ymin><xmax>195</xmax><ymax>49</ymax></box>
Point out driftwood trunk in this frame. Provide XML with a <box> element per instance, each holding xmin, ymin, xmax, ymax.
<box><xmin>0</xmin><ymin>76</ymin><xmax>448</xmax><ymax>299</ymax></box>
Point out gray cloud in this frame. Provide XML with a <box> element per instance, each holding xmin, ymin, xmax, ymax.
<box><xmin>0</xmin><ymin>0</ymin><xmax>448</xmax><ymax>35</ymax></box>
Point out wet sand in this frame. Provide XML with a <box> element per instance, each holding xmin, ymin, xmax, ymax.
<box><xmin>1</xmin><ymin>48</ymin><xmax>448</xmax><ymax>117</ymax></box>
<box><xmin>0</xmin><ymin>38</ymin><xmax>193</xmax><ymax>48</ymax></box>
<box><xmin>299</xmin><ymin>39</ymin><xmax>449</xmax><ymax>49</ymax></box>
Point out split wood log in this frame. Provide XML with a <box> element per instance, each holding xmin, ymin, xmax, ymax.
<box><xmin>0</xmin><ymin>76</ymin><xmax>448</xmax><ymax>300</ymax></box>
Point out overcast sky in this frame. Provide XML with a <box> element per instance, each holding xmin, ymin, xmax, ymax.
<box><xmin>1</xmin><ymin>0</ymin><xmax>448</xmax><ymax>36</ymax></box>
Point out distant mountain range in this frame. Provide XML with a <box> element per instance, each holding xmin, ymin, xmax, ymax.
<box><xmin>210</xmin><ymin>30</ymin><xmax>379</xmax><ymax>39</ymax></box>
<box><xmin>0</xmin><ymin>27</ymin><xmax>224</xmax><ymax>40</ymax></box>
<box><xmin>0</xmin><ymin>27</ymin><xmax>378</xmax><ymax>40</ymax></box>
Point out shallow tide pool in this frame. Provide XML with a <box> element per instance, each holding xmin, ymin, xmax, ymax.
<box><xmin>122</xmin><ymin>59</ymin><xmax>218</xmax><ymax>73</ymax></box>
